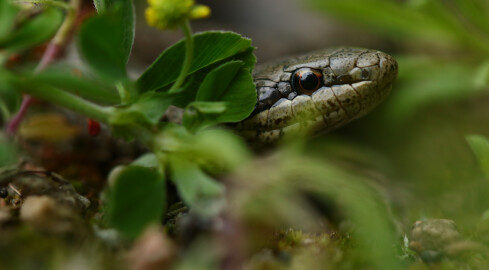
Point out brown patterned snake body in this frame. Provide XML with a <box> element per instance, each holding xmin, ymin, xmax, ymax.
<box><xmin>234</xmin><ymin>47</ymin><xmax>398</xmax><ymax>144</ymax></box>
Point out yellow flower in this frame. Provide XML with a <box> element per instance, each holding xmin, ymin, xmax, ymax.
<box><xmin>145</xmin><ymin>0</ymin><xmax>211</xmax><ymax>30</ymax></box>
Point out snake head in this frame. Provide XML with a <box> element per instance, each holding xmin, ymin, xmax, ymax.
<box><xmin>238</xmin><ymin>47</ymin><xmax>398</xmax><ymax>144</ymax></box>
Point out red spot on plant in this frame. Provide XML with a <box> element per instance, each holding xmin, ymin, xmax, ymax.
<box><xmin>87</xmin><ymin>119</ymin><xmax>101</xmax><ymax>136</ymax></box>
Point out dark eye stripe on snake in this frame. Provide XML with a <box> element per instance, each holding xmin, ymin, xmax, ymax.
<box><xmin>235</xmin><ymin>47</ymin><xmax>398</xmax><ymax>144</ymax></box>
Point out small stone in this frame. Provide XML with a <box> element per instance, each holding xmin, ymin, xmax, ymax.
<box><xmin>418</xmin><ymin>250</ymin><xmax>442</xmax><ymax>263</ymax></box>
<box><xmin>20</xmin><ymin>196</ymin><xmax>57</xmax><ymax>225</ymax></box>
<box><xmin>410</xmin><ymin>219</ymin><xmax>461</xmax><ymax>252</ymax></box>
<box><xmin>0</xmin><ymin>187</ymin><xmax>8</xmax><ymax>198</ymax></box>
<box><xmin>302</xmin><ymin>238</ymin><xmax>314</xmax><ymax>245</ymax></box>
<box><xmin>19</xmin><ymin>195</ymin><xmax>79</xmax><ymax>235</ymax></box>
<box><xmin>0</xmin><ymin>209</ymin><xmax>11</xmax><ymax>223</ymax></box>
<box><xmin>126</xmin><ymin>225</ymin><xmax>175</xmax><ymax>270</ymax></box>
<box><xmin>409</xmin><ymin>219</ymin><xmax>465</xmax><ymax>263</ymax></box>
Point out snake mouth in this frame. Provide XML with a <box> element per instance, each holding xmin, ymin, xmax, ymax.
<box><xmin>238</xmin><ymin>49</ymin><xmax>398</xmax><ymax>144</ymax></box>
<box><xmin>240</xmin><ymin>80</ymin><xmax>389</xmax><ymax>139</ymax></box>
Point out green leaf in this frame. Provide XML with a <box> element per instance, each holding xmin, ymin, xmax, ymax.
<box><xmin>181</xmin><ymin>61</ymin><xmax>256</xmax><ymax>132</ymax></box>
<box><xmin>0</xmin><ymin>8</ymin><xmax>63</xmax><ymax>52</ymax></box>
<box><xmin>170</xmin><ymin>48</ymin><xmax>256</xmax><ymax>108</ymax></box>
<box><xmin>196</xmin><ymin>61</ymin><xmax>243</xmax><ymax>100</ymax></box>
<box><xmin>109</xmin><ymin>91</ymin><xmax>175</xmax><ymax>127</ymax></box>
<box><xmin>0</xmin><ymin>0</ymin><xmax>19</xmax><ymax>41</ymax></box>
<box><xmin>182</xmin><ymin>101</ymin><xmax>227</xmax><ymax>132</ymax></box>
<box><xmin>166</xmin><ymin>127</ymin><xmax>250</xmax><ymax>173</ymax></box>
<box><xmin>132</xmin><ymin>153</ymin><xmax>159</xmax><ymax>168</ymax></box>
<box><xmin>137</xmin><ymin>31</ymin><xmax>255</xmax><ymax>93</ymax></box>
<box><xmin>78</xmin><ymin>10</ymin><xmax>133</xmax><ymax>81</ymax></box>
<box><xmin>106</xmin><ymin>165</ymin><xmax>165</xmax><ymax>239</ymax></box>
<box><xmin>182</xmin><ymin>129</ymin><xmax>251</xmax><ymax>172</ymax></box>
<box><xmin>92</xmin><ymin>0</ymin><xmax>135</xmax><ymax>63</ymax></box>
<box><xmin>194</xmin><ymin>61</ymin><xmax>256</xmax><ymax>123</ymax></box>
<box><xmin>187</xmin><ymin>101</ymin><xmax>227</xmax><ymax>114</ymax></box>
<box><xmin>467</xmin><ymin>135</ymin><xmax>489</xmax><ymax>179</ymax></box>
<box><xmin>170</xmin><ymin>157</ymin><xmax>224</xmax><ymax>216</ymax></box>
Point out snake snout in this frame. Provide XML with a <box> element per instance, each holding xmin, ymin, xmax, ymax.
<box><xmin>377</xmin><ymin>51</ymin><xmax>398</xmax><ymax>89</ymax></box>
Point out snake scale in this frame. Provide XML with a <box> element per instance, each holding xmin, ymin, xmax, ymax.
<box><xmin>234</xmin><ymin>47</ymin><xmax>398</xmax><ymax>144</ymax></box>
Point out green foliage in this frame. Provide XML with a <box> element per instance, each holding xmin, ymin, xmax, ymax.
<box><xmin>78</xmin><ymin>0</ymin><xmax>135</xmax><ymax>82</ymax></box>
<box><xmin>92</xmin><ymin>0</ymin><xmax>135</xmax><ymax>65</ymax></box>
<box><xmin>307</xmin><ymin>0</ymin><xmax>489</xmax><ymax>124</ymax></box>
<box><xmin>0</xmin><ymin>0</ymin><xmax>20</xmax><ymax>41</ymax></box>
<box><xmin>70</xmin><ymin>15</ymin><xmax>255</xmax><ymax>235</ymax></box>
<box><xmin>137</xmin><ymin>31</ymin><xmax>255</xmax><ymax>94</ymax></box>
<box><xmin>78</xmin><ymin>13</ymin><xmax>131</xmax><ymax>81</ymax></box>
<box><xmin>0</xmin><ymin>7</ymin><xmax>63</xmax><ymax>53</ymax></box>
<box><xmin>106</xmin><ymin>165</ymin><xmax>166</xmax><ymax>239</ymax></box>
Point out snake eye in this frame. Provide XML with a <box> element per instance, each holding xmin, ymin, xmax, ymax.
<box><xmin>291</xmin><ymin>68</ymin><xmax>323</xmax><ymax>95</ymax></box>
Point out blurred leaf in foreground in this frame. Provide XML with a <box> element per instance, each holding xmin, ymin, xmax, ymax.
<box><xmin>0</xmin><ymin>134</ymin><xmax>17</xmax><ymax>167</ymax></box>
<box><xmin>106</xmin><ymin>165</ymin><xmax>166</xmax><ymax>239</ymax></box>
<box><xmin>170</xmin><ymin>157</ymin><xmax>225</xmax><ymax>217</ymax></box>
<box><xmin>230</xmin><ymin>150</ymin><xmax>403</xmax><ymax>270</ymax></box>
<box><xmin>467</xmin><ymin>134</ymin><xmax>489</xmax><ymax>179</ymax></box>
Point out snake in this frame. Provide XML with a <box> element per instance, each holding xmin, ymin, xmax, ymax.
<box><xmin>233</xmin><ymin>47</ymin><xmax>398</xmax><ymax>144</ymax></box>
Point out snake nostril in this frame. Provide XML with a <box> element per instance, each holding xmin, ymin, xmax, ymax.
<box><xmin>361</xmin><ymin>69</ymin><xmax>370</xmax><ymax>80</ymax></box>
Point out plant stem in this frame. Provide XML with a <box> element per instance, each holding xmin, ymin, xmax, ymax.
<box><xmin>116</xmin><ymin>82</ymin><xmax>130</xmax><ymax>103</ymax></box>
<box><xmin>20</xmin><ymin>84</ymin><xmax>111</xmax><ymax>123</ymax></box>
<box><xmin>6</xmin><ymin>0</ymin><xmax>81</xmax><ymax>135</ymax></box>
<box><xmin>6</xmin><ymin>96</ymin><xmax>33</xmax><ymax>134</ymax></box>
<box><xmin>12</xmin><ymin>0</ymin><xmax>70</xmax><ymax>9</ymax></box>
<box><xmin>37</xmin><ymin>0</ymin><xmax>80</xmax><ymax>71</ymax></box>
<box><xmin>168</xmin><ymin>20</ymin><xmax>194</xmax><ymax>93</ymax></box>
